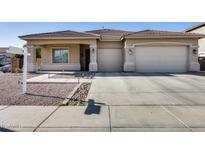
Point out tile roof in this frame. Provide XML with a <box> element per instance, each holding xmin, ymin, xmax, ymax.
<box><xmin>86</xmin><ymin>29</ymin><xmax>132</xmax><ymax>36</ymax></box>
<box><xmin>123</xmin><ymin>30</ymin><xmax>205</xmax><ymax>38</ymax></box>
<box><xmin>19</xmin><ymin>29</ymin><xmax>205</xmax><ymax>40</ymax></box>
<box><xmin>86</xmin><ymin>29</ymin><xmax>133</xmax><ymax>40</ymax></box>
<box><xmin>19</xmin><ymin>30</ymin><xmax>100</xmax><ymax>40</ymax></box>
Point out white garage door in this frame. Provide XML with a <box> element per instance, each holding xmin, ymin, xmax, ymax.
<box><xmin>98</xmin><ymin>49</ymin><xmax>123</xmax><ymax>72</ymax></box>
<box><xmin>135</xmin><ymin>46</ymin><xmax>188</xmax><ymax>72</ymax></box>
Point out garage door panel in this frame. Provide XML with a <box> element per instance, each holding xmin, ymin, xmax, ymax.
<box><xmin>98</xmin><ymin>49</ymin><xmax>123</xmax><ymax>72</ymax></box>
<box><xmin>135</xmin><ymin>46</ymin><xmax>188</xmax><ymax>72</ymax></box>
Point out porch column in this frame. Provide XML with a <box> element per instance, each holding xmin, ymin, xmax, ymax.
<box><xmin>123</xmin><ymin>46</ymin><xmax>135</xmax><ymax>72</ymax></box>
<box><xmin>27</xmin><ymin>45</ymin><xmax>36</xmax><ymax>72</ymax></box>
<box><xmin>89</xmin><ymin>45</ymin><xmax>98</xmax><ymax>72</ymax></box>
<box><xmin>189</xmin><ymin>45</ymin><xmax>200</xmax><ymax>71</ymax></box>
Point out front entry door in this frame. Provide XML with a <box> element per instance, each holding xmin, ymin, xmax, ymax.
<box><xmin>85</xmin><ymin>49</ymin><xmax>90</xmax><ymax>71</ymax></box>
<box><xmin>80</xmin><ymin>47</ymin><xmax>90</xmax><ymax>71</ymax></box>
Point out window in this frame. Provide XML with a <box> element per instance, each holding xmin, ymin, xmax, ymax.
<box><xmin>36</xmin><ymin>48</ymin><xmax>41</xmax><ymax>59</ymax></box>
<box><xmin>52</xmin><ymin>48</ymin><xmax>68</xmax><ymax>63</ymax></box>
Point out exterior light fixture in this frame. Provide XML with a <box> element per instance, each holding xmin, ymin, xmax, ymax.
<box><xmin>193</xmin><ymin>49</ymin><xmax>197</xmax><ymax>54</ymax></box>
<box><xmin>128</xmin><ymin>49</ymin><xmax>133</xmax><ymax>55</ymax></box>
<box><xmin>92</xmin><ymin>48</ymin><xmax>95</xmax><ymax>54</ymax></box>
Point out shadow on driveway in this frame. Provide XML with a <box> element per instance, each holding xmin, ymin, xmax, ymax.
<box><xmin>95</xmin><ymin>72</ymin><xmax>205</xmax><ymax>77</ymax></box>
<box><xmin>95</xmin><ymin>72</ymin><xmax>176</xmax><ymax>77</ymax></box>
<box><xmin>0</xmin><ymin>127</ymin><xmax>15</xmax><ymax>132</ymax></box>
<box><xmin>84</xmin><ymin>99</ymin><xmax>105</xmax><ymax>115</ymax></box>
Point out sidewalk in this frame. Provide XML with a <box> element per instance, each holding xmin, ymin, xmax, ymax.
<box><xmin>0</xmin><ymin>105</ymin><xmax>109</xmax><ymax>132</ymax></box>
<box><xmin>1</xmin><ymin>105</ymin><xmax>205</xmax><ymax>132</ymax></box>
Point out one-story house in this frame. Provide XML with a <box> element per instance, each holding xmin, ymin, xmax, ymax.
<box><xmin>19</xmin><ymin>29</ymin><xmax>204</xmax><ymax>72</ymax></box>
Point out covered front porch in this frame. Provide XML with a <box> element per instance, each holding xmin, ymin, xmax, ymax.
<box><xmin>26</xmin><ymin>39</ymin><xmax>98</xmax><ymax>72</ymax></box>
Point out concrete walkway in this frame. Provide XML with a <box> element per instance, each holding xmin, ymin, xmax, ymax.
<box><xmin>27</xmin><ymin>74</ymin><xmax>56</xmax><ymax>82</ymax></box>
<box><xmin>27</xmin><ymin>73</ymin><xmax>92</xmax><ymax>83</ymax></box>
<box><xmin>1</xmin><ymin>105</ymin><xmax>205</xmax><ymax>132</ymax></box>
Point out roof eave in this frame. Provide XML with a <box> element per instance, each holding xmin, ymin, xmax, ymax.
<box><xmin>124</xmin><ymin>35</ymin><xmax>205</xmax><ymax>39</ymax></box>
<box><xmin>19</xmin><ymin>36</ymin><xmax>100</xmax><ymax>40</ymax></box>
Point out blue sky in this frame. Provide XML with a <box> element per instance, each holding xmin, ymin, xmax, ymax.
<box><xmin>0</xmin><ymin>22</ymin><xmax>200</xmax><ymax>47</ymax></box>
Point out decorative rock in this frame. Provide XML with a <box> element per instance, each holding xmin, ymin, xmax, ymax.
<box><xmin>68</xmin><ymin>82</ymin><xmax>91</xmax><ymax>106</ymax></box>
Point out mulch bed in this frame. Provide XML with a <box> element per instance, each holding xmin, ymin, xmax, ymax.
<box><xmin>0</xmin><ymin>73</ymin><xmax>77</xmax><ymax>106</ymax></box>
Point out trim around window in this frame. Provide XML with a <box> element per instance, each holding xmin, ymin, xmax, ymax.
<box><xmin>52</xmin><ymin>48</ymin><xmax>69</xmax><ymax>64</ymax></box>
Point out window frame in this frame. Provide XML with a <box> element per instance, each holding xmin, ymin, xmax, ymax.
<box><xmin>52</xmin><ymin>48</ymin><xmax>69</xmax><ymax>64</ymax></box>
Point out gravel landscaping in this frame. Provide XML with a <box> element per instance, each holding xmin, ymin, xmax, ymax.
<box><xmin>68</xmin><ymin>82</ymin><xmax>91</xmax><ymax>106</ymax></box>
<box><xmin>0</xmin><ymin>73</ymin><xmax>77</xmax><ymax>106</ymax></box>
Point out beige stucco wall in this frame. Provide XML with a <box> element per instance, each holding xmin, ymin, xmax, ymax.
<box><xmin>27</xmin><ymin>39</ymin><xmax>97</xmax><ymax>46</ymax></box>
<box><xmin>125</xmin><ymin>38</ymin><xmax>198</xmax><ymax>46</ymax></box>
<box><xmin>188</xmin><ymin>26</ymin><xmax>205</xmax><ymax>53</ymax></box>
<box><xmin>38</xmin><ymin>44</ymin><xmax>80</xmax><ymax>64</ymax></box>
<box><xmin>97</xmin><ymin>41</ymin><xmax>123</xmax><ymax>49</ymax></box>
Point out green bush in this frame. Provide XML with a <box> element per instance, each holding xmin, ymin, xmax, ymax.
<box><xmin>13</xmin><ymin>54</ymin><xmax>23</xmax><ymax>59</ymax></box>
<box><xmin>36</xmin><ymin>48</ymin><xmax>41</xmax><ymax>58</ymax></box>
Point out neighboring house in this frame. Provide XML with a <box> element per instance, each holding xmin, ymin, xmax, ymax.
<box><xmin>0</xmin><ymin>47</ymin><xmax>10</xmax><ymax>56</ymax></box>
<box><xmin>0</xmin><ymin>47</ymin><xmax>11</xmax><ymax>66</ymax></box>
<box><xmin>19</xmin><ymin>29</ymin><xmax>204</xmax><ymax>73</ymax></box>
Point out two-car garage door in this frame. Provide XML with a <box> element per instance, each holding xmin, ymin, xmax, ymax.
<box><xmin>97</xmin><ymin>43</ymin><xmax>188</xmax><ymax>72</ymax></box>
<box><xmin>135</xmin><ymin>46</ymin><xmax>188</xmax><ymax>72</ymax></box>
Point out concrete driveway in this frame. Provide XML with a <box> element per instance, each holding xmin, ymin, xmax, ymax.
<box><xmin>87</xmin><ymin>72</ymin><xmax>205</xmax><ymax>131</ymax></box>
<box><xmin>88</xmin><ymin>72</ymin><xmax>205</xmax><ymax>106</ymax></box>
